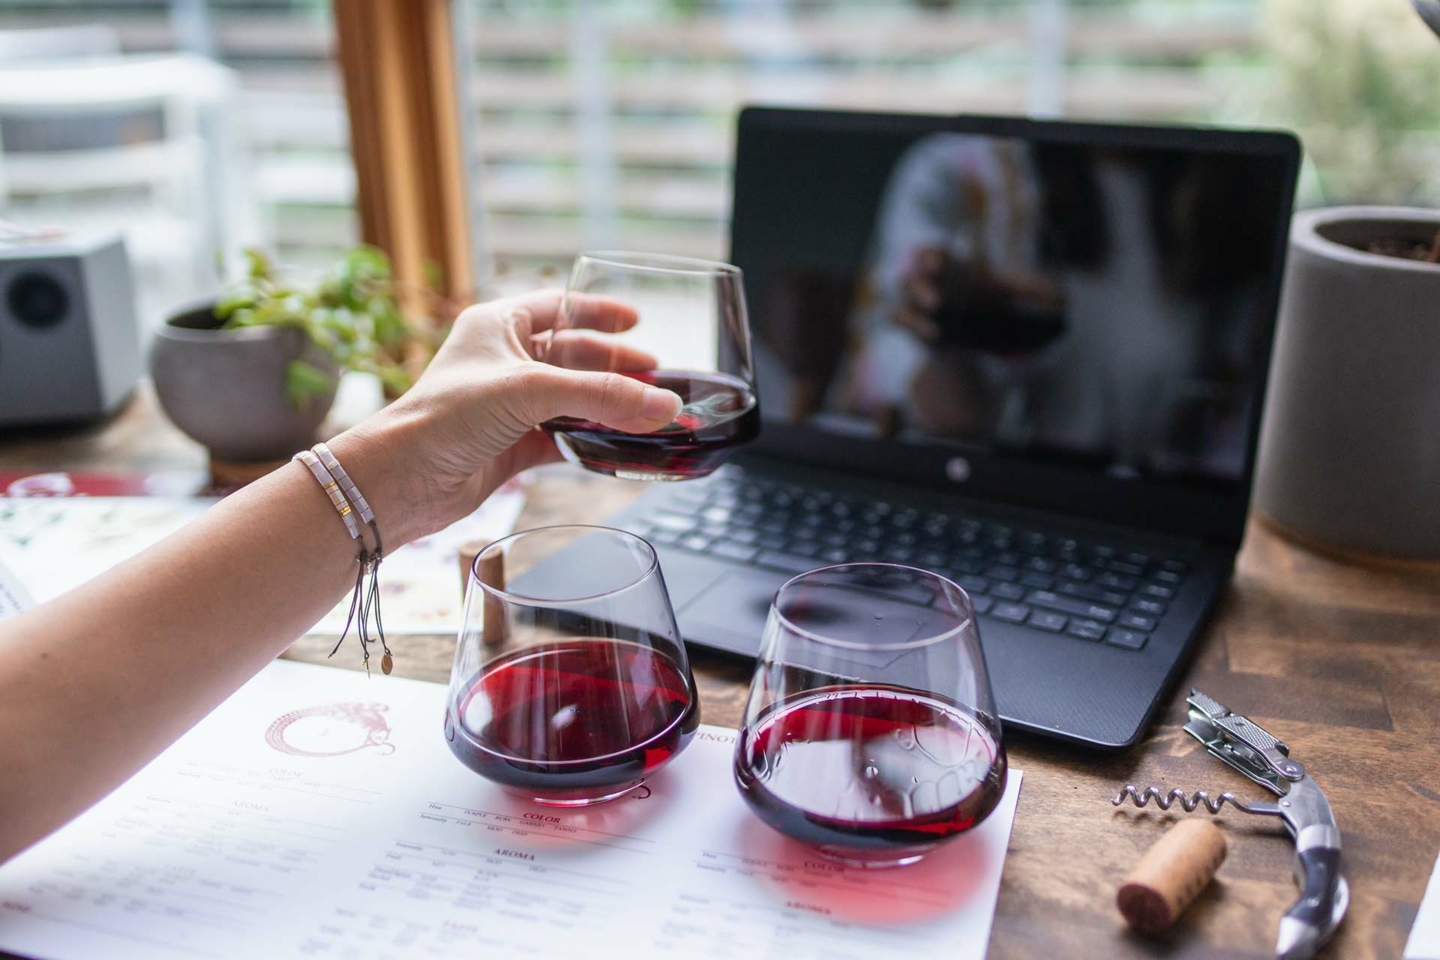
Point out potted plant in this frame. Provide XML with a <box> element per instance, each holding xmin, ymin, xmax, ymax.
<box><xmin>1252</xmin><ymin>3</ymin><xmax>1440</xmax><ymax>561</ymax></box>
<box><xmin>151</xmin><ymin>247</ymin><xmax>414</xmax><ymax>466</ymax></box>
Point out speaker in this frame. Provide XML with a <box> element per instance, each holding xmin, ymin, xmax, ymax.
<box><xmin>0</xmin><ymin>231</ymin><xmax>140</xmax><ymax>426</ymax></box>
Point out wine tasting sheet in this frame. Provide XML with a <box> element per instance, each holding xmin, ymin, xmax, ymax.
<box><xmin>0</xmin><ymin>660</ymin><xmax>1022</xmax><ymax>960</ymax></box>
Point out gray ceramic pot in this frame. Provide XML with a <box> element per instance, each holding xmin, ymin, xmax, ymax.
<box><xmin>150</xmin><ymin>302</ymin><xmax>339</xmax><ymax>462</ymax></box>
<box><xmin>1255</xmin><ymin>206</ymin><xmax>1440</xmax><ymax>560</ymax></box>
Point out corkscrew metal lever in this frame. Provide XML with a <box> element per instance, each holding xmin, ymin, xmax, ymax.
<box><xmin>1112</xmin><ymin>689</ymin><xmax>1347</xmax><ymax>960</ymax></box>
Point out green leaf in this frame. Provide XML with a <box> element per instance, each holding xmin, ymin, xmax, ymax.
<box><xmin>284</xmin><ymin>360</ymin><xmax>334</xmax><ymax>410</ymax></box>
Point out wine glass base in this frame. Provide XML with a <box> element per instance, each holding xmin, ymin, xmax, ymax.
<box><xmin>612</xmin><ymin>469</ymin><xmax>705</xmax><ymax>482</ymax></box>
<box><xmin>812</xmin><ymin>845</ymin><xmax>935</xmax><ymax>869</ymax></box>
<box><xmin>508</xmin><ymin>779</ymin><xmax>646</xmax><ymax>808</ymax></box>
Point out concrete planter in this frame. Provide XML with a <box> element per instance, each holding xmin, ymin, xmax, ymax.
<box><xmin>1255</xmin><ymin>207</ymin><xmax>1440</xmax><ymax>560</ymax></box>
<box><xmin>150</xmin><ymin>302</ymin><xmax>338</xmax><ymax>463</ymax></box>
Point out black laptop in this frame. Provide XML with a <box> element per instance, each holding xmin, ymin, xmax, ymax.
<box><xmin>525</xmin><ymin>107</ymin><xmax>1300</xmax><ymax>749</ymax></box>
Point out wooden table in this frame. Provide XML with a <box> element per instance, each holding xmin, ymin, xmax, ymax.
<box><xmin>5</xmin><ymin>388</ymin><xmax>1439</xmax><ymax>959</ymax></box>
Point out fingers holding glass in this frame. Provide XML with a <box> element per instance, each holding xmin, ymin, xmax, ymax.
<box><xmin>540</xmin><ymin>252</ymin><xmax>761</xmax><ymax>481</ymax></box>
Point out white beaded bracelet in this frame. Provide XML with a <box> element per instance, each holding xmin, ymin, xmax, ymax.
<box><xmin>313</xmin><ymin>442</ymin><xmax>375</xmax><ymax>528</ymax></box>
<box><xmin>293</xmin><ymin>449</ymin><xmax>360</xmax><ymax>541</ymax></box>
<box><xmin>293</xmin><ymin>445</ymin><xmax>393</xmax><ymax>676</ymax></box>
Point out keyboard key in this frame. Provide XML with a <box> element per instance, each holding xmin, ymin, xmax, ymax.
<box><xmin>649</xmin><ymin>528</ymin><xmax>680</xmax><ymax>545</ymax></box>
<box><xmin>701</xmin><ymin>507</ymin><xmax>732</xmax><ymax>525</ymax></box>
<box><xmin>1141</xmin><ymin>584</ymin><xmax>1175</xmax><ymax>600</ymax></box>
<box><xmin>1153</xmin><ymin>569</ymin><xmax>1183</xmax><ymax>585</ymax></box>
<box><xmin>1092</xmin><ymin>545</ymin><xmax>1117</xmax><ymax>559</ymax></box>
<box><xmin>1067</xmin><ymin>619</ymin><xmax>1106</xmax><ymax>641</ymax></box>
<box><xmin>881</xmin><ymin>547</ymin><xmax>915</xmax><ymax>563</ymax></box>
<box><xmin>1124</xmin><ymin>552</ymin><xmax>1150</xmax><ymax>566</ymax></box>
<box><xmin>1056</xmin><ymin>582</ymin><xmax>1128</xmax><ymax>606</ymax></box>
<box><xmin>986</xmin><ymin>565</ymin><xmax>1020</xmax><ymax>583</ymax></box>
<box><xmin>954</xmin><ymin>575</ymin><xmax>990</xmax><ymax>594</ymax></box>
<box><xmin>1106</xmin><ymin>629</ymin><xmax>1149</xmax><ymax>651</ymax></box>
<box><xmin>757</xmin><ymin>552</ymin><xmax>819</xmax><ymax>574</ymax></box>
<box><xmin>789</xmin><ymin>541</ymin><xmax>822</xmax><ymax>558</ymax></box>
<box><xmin>1020</xmin><ymin>572</ymin><xmax>1055</xmax><ymax>590</ymax></box>
<box><xmin>970</xmin><ymin>595</ymin><xmax>994</xmax><ymax>614</ymax></box>
<box><xmin>714</xmin><ymin>542</ymin><xmax>759</xmax><ymax>562</ymax></box>
<box><xmin>994</xmin><ymin>551</ymin><xmax>1020</xmax><ymax>567</ymax></box>
<box><xmin>820</xmin><ymin>548</ymin><xmax>848</xmax><ymax>563</ymax></box>
<box><xmin>1130</xmin><ymin>598</ymin><xmax>1167</xmax><ymax>617</ymax></box>
<box><xmin>678</xmin><ymin>534</ymin><xmax>712</xmax><ymax>552</ymax></box>
<box><xmin>992</xmin><ymin>582</ymin><xmax>1027</xmax><ymax>602</ymax></box>
<box><xmin>651</xmin><ymin>513</ymin><xmax>697</xmax><ymax>532</ymax></box>
<box><xmin>991</xmin><ymin>603</ymin><xmax>1030</xmax><ymax>624</ymax></box>
<box><xmin>1060</xmin><ymin>563</ymin><xmax>1092</xmax><ymax>582</ymax></box>
<box><xmin>1161</xmin><ymin>559</ymin><xmax>1188</xmax><ymax>574</ymax></box>
<box><xmin>1024</xmin><ymin>556</ymin><xmax>1056</xmax><ymax>574</ymax></box>
<box><xmin>757</xmin><ymin>534</ymin><xmax>789</xmax><ymax>551</ymax></box>
<box><xmin>1118</xmin><ymin>613</ymin><xmax>1156</xmax><ymax>631</ymax></box>
<box><xmin>728</xmin><ymin>528</ymin><xmax>759</xmax><ymax>544</ymax></box>
<box><xmin>1029</xmin><ymin>611</ymin><xmax>1068</xmax><ymax>632</ymax></box>
<box><xmin>1107</xmin><ymin>560</ymin><xmax>1145</xmax><ymax>576</ymax></box>
<box><xmin>1026</xmin><ymin>590</ymin><xmax>1117</xmax><ymax>622</ymax></box>
<box><xmin>1096</xmin><ymin>572</ymin><xmax>1138</xmax><ymax>590</ymax></box>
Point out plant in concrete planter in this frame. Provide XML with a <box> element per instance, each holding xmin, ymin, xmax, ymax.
<box><xmin>216</xmin><ymin>246</ymin><xmax>413</xmax><ymax>407</ymax></box>
<box><xmin>1251</xmin><ymin>2</ymin><xmax>1440</xmax><ymax>562</ymax></box>
<box><xmin>151</xmin><ymin>246</ymin><xmax>420</xmax><ymax>467</ymax></box>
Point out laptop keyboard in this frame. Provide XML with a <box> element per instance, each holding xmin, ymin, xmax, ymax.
<box><xmin>626</xmin><ymin>472</ymin><xmax>1190</xmax><ymax>654</ymax></box>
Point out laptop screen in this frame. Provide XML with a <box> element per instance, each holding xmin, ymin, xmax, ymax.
<box><xmin>732</xmin><ymin>110</ymin><xmax>1297</xmax><ymax>503</ymax></box>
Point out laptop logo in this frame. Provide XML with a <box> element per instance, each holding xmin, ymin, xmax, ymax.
<box><xmin>946</xmin><ymin>457</ymin><xmax>972</xmax><ymax>483</ymax></box>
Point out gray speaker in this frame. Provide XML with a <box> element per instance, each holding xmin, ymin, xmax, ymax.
<box><xmin>0</xmin><ymin>231</ymin><xmax>140</xmax><ymax>426</ymax></box>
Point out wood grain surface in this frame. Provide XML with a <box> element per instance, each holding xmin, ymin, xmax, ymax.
<box><xmin>4</xmin><ymin>387</ymin><xmax>1438</xmax><ymax>959</ymax></box>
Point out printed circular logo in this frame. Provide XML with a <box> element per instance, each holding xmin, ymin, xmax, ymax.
<box><xmin>265</xmin><ymin>702</ymin><xmax>395</xmax><ymax>757</ymax></box>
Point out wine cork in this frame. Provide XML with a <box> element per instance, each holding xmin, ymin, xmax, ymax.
<box><xmin>475</xmin><ymin>549</ymin><xmax>507</xmax><ymax>647</ymax></box>
<box><xmin>1117</xmin><ymin>818</ymin><xmax>1226</xmax><ymax>934</ymax></box>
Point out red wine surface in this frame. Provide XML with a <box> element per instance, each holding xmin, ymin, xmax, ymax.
<box><xmin>735</xmin><ymin>686</ymin><xmax>1006</xmax><ymax>855</ymax></box>
<box><xmin>447</xmin><ymin>639</ymin><xmax>698</xmax><ymax>794</ymax></box>
<box><xmin>543</xmin><ymin>370</ymin><xmax>759</xmax><ymax>479</ymax></box>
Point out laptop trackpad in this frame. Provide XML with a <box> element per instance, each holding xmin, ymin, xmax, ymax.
<box><xmin>680</xmin><ymin>568</ymin><xmax>923</xmax><ymax>675</ymax></box>
<box><xmin>677</xmin><ymin>568</ymin><xmax>779</xmax><ymax>656</ymax></box>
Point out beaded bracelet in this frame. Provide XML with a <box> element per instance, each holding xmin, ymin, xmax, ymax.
<box><xmin>293</xmin><ymin>446</ymin><xmax>394</xmax><ymax>676</ymax></box>
<box><xmin>293</xmin><ymin>450</ymin><xmax>360</xmax><ymax>541</ymax></box>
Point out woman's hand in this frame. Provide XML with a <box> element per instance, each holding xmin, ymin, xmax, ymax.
<box><xmin>330</xmin><ymin>291</ymin><xmax>681</xmax><ymax>547</ymax></box>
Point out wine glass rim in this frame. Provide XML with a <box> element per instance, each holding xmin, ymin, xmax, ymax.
<box><xmin>469</xmin><ymin>523</ymin><xmax>660</xmax><ymax>607</ymax></box>
<box><xmin>772</xmin><ymin>562</ymin><xmax>976</xmax><ymax>652</ymax></box>
<box><xmin>579</xmin><ymin>250</ymin><xmax>741</xmax><ymax>277</ymax></box>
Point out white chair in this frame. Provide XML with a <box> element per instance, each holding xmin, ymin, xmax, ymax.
<box><xmin>0</xmin><ymin>52</ymin><xmax>247</xmax><ymax>327</ymax></box>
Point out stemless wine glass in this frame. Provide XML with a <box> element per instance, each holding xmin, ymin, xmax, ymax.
<box><xmin>540</xmin><ymin>251</ymin><xmax>760</xmax><ymax>481</ymax></box>
<box><xmin>446</xmin><ymin>525</ymin><xmax>700</xmax><ymax>806</ymax></box>
<box><xmin>734</xmin><ymin>564</ymin><xmax>1007</xmax><ymax>867</ymax></box>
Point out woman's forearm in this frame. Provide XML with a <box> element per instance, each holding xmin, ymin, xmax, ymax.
<box><xmin>0</xmin><ymin>418</ymin><xmax>418</xmax><ymax>862</ymax></box>
<box><xmin>0</xmin><ymin>291</ymin><xmax>683</xmax><ymax>864</ymax></box>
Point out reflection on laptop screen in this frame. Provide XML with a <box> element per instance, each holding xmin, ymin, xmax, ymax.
<box><xmin>734</xmin><ymin>116</ymin><xmax>1291</xmax><ymax>490</ymax></box>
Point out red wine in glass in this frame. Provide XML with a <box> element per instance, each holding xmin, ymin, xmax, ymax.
<box><xmin>734</xmin><ymin>685</ymin><xmax>1007</xmax><ymax>864</ymax></box>
<box><xmin>543</xmin><ymin>370</ymin><xmax>759</xmax><ymax>481</ymax></box>
<box><xmin>446</xmin><ymin>638</ymin><xmax>699</xmax><ymax>804</ymax></box>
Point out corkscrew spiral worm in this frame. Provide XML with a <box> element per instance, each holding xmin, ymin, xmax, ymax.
<box><xmin>1111</xmin><ymin>784</ymin><xmax>1248</xmax><ymax>814</ymax></box>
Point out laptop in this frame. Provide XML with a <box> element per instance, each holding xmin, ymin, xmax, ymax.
<box><xmin>521</xmin><ymin>107</ymin><xmax>1300</xmax><ymax>750</ymax></box>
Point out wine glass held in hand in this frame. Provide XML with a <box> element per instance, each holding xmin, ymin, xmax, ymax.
<box><xmin>734</xmin><ymin>564</ymin><xmax>1007</xmax><ymax>868</ymax></box>
<box><xmin>446</xmin><ymin>525</ymin><xmax>700</xmax><ymax>806</ymax></box>
<box><xmin>540</xmin><ymin>252</ymin><xmax>761</xmax><ymax>481</ymax></box>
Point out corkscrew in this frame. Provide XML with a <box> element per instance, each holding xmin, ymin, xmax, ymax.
<box><xmin>1111</xmin><ymin>689</ymin><xmax>1348</xmax><ymax>960</ymax></box>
